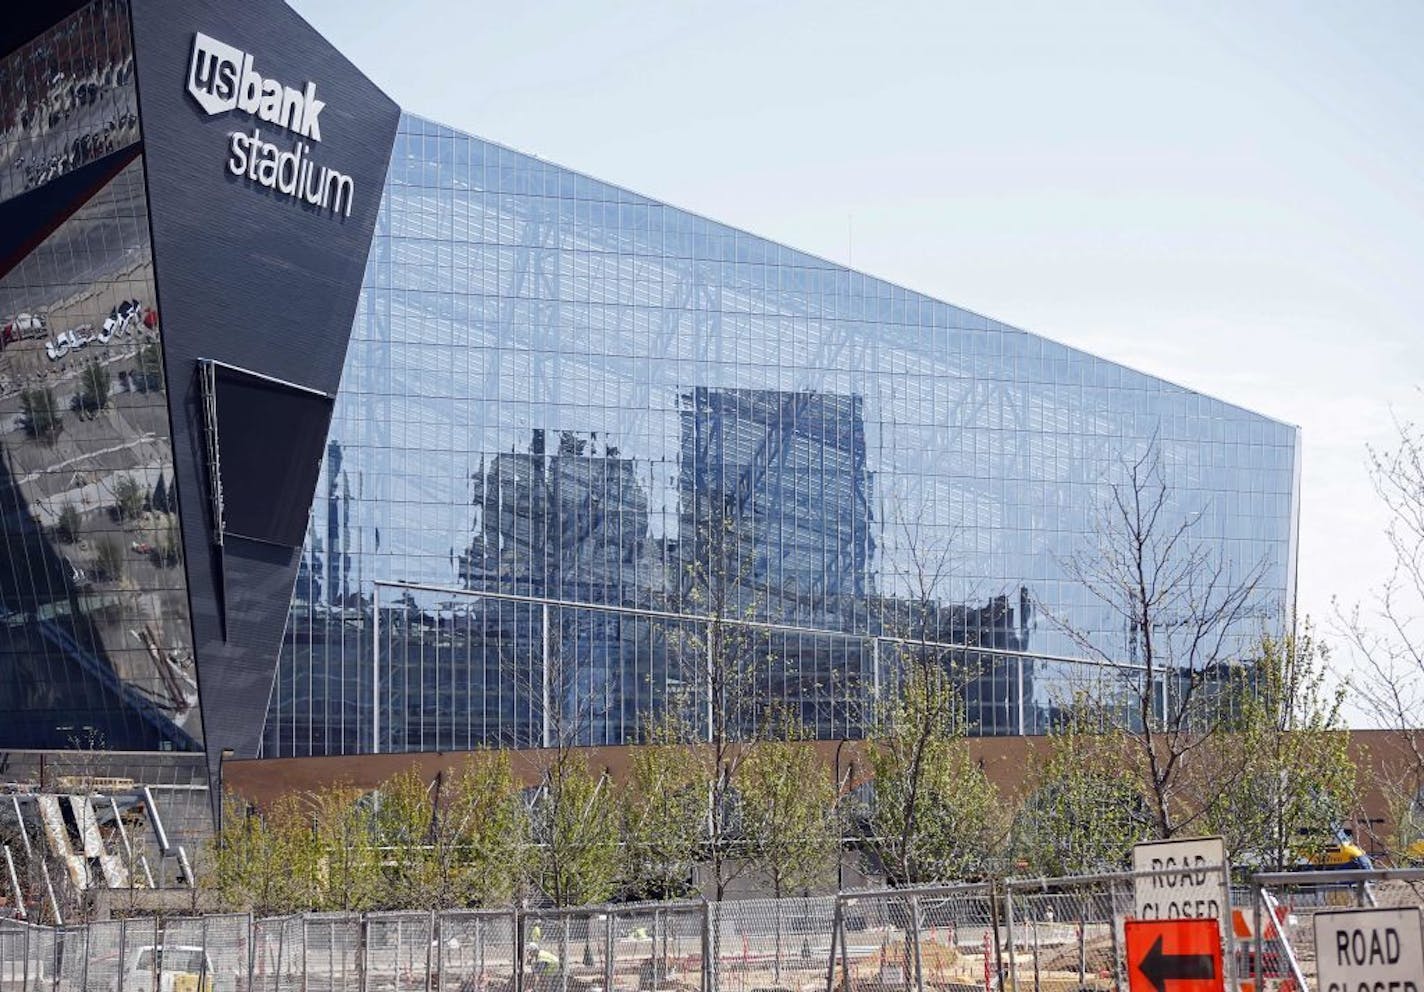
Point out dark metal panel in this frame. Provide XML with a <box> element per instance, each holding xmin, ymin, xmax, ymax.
<box><xmin>127</xmin><ymin>0</ymin><xmax>399</xmax><ymax>778</ymax></box>
<box><xmin>0</xmin><ymin>1</ymin><xmax>94</xmax><ymax>61</ymax></box>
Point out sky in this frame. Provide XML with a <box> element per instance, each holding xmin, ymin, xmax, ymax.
<box><xmin>289</xmin><ymin>0</ymin><xmax>1424</xmax><ymax>724</ymax></box>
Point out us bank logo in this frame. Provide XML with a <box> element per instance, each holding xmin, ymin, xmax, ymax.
<box><xmin>187</xmin><ymin>32</ymin><xmax>354</xmax><ymax>217</ymax></box>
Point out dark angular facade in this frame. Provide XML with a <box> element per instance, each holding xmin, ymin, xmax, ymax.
<box><xmin>0</xmin><ymin>0</ymin><xmax>398</xmax><ymax>792</ymax></box>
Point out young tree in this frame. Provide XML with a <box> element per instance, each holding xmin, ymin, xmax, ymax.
<box><xmin>309</xmin><ymin>784</ymin><xmax>382</xmax><ymax>911</ymax></box>
<box><xmin>1205</xmin><ymin>621</ymin><xmax>1357</xmax><ymax>869</ymax></box>
<box><xmin>209</xmin><ymin>793</ymin><xmax>321</xmax><ymax>914</ymax></box>
<box><xmin>1336</xmin><ymin>412</ymin><xmax>1424</xmax><ymax>860</ymax></box>
<box><xmin>374</xmin><ymin>763</ymin><xmax>528</xmax><ymax>910</ymax></box>
<box><xmin>94</xmin><ymin>536</ymin><xmax>125</xmax><ymax>581</ymax></box>
<box><xmin>1013</xmin><ymin>696</ymin><xmax>1152</xmax><ymax>876</ymax></box>
<box><xmin>440</xmin><ymin>752</ymin><xmax>529</xmax><ymax>906</ymax></box>
<box><xmin>864</xmin><ymin>663</ymin><xmax>1005</xmax><ymax>884</ymax></box>
<box><xmin>113</xmin><ymin>474</ymin><xmax>145</xmax><ymax>521</ymax></box>
<box><xmin>739</xmin><ymin>722</ymin><xmax>838</xmax><ymax>898</ymax></box>
<box><xmin>151</xmin><ymin>476</ymin><xmax>169</xmax><ymax>515</ymax></box>
<box><xmin>373</xmin><ymin>768</ymin><xmax>442</xmax><ymax>908</ymax></box>
<box><xmin>135</xmin><ymin>340</ymin><xmax>163</xmax><ymax>392</ymax></box>
<box><xmin>664</xmin><ymin>493</ymin><xmax>773</xmax><ymax>900</ymax></box>
<box><xmin>56</xmin><ymin>501</ymin><xmax>81</xmax><ymax>543</ymax></box>
<box><xmin>529</xmin><ymin>752</ymin><xmax>619</xmax><ymax>907</ymax></box>
<box><xmin>1051</xmin><ymin>445</ymin><xmax>1269</xmax><ymax>839</ymax></box>
<box><xmin>621</xmin><ymin>714</ymin><xmax>704</xmax><ymax>900</ymax></box>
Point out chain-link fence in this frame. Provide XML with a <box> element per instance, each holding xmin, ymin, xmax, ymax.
<box><xmin>709</xmin><ymin>895</ymin><xmax>833</xmax><ymax>992</ymax></box>
<box><xmin>1</xmin><ymin>871</ymin><xmax>1420</xmax><ymax>992</ymax></box>
<box><xmin>1248</xmin><ymin>867</ymin><xmax>1424</xmax><ymax>992</ymax></box>
<box><xmin>1002</xmin><ymin>865</ymin><xmax>1248</xmax><ymax>992</ymax></box>
<box><xmin>827</xmin><ymin>883</ymin><xmax>998</xmax><ymax>992</ymax></box>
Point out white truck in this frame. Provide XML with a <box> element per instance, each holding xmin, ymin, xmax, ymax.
<box><xmin>119</xmin><ymin>946</ymin><xmax>215</xmax><ymax>992</ymax></box>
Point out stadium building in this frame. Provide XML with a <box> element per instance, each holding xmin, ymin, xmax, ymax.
<box><xmin>0</xmin><ymin>0</ymin><xmax>1298</xmax><ymax>882</ymax></box>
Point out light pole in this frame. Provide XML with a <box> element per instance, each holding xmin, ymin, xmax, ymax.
<box><xmin>834</xmin><ymin>738</ymin><xmax>849</xmax><ymax>891</ymax></box>
<box><xmin>216</xmin><ymin>747</ymin><xmax>235</xmax><ymax>849</ymax></box>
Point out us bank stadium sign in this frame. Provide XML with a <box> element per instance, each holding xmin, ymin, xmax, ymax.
<box><xmin>187</xmin><ymin>32</ymin><xmax>355</xmax><ymax>218</ymax></box>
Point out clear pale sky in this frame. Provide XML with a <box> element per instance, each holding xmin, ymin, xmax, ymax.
<box><xmin>289</xmin><ymin>0</ymin><xmax>1424</xmax><ymax>724</ymax></box>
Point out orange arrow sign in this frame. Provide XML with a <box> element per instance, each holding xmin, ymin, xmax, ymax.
<box><xmin>1125</xmin><ymin>919</ymin><xmax>1224</xmax><ymax>992</ymax></box>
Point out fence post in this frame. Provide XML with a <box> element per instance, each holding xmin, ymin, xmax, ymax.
<box><xmin>840</xmin><ymin>900</ymin><xmax>854</xmax><ymax>992</ymax></box>
<box><xmin>1001</xmin><ymin>882</ymin><xmax>1016</xmax><ymax>992</ymax></box>
<box><xmin>426</xmin><ymin>910</ymin><xmax>437</xmax><ymax>992</ymax></box>
<box><xmin>274</xmin><ymin>917</ymin><xmax>286</xmax><ymax>992</ymax></box>
<box><xmin>1216</xmin><ymin>865</ymin><xmax>1238</xmax><ymax>992</ymax></box>
<box><xmin>825</xmin><ymin>899</ymin><xmax>842</xmax><ymax>992</ymax></box>
<box><xmin>247</xmin><ymin>912</ymin><xmax>256</xmax><ymax>992</ymax></box>
<box><xmin>201</xmin><ymin>918</ymin><xmax>211</xmax><ymax>992</ymax></box>
<box><xmin>357</xmin><ymin>914</ymin><xmax>368</xmax><ymax>992</ymax></box>
<box><xmin>21</xmin><ymin>920</ymin><xmax>29</xmax><ymax>992</ymax></box>
<box><xmin>1107</xmin><ymin>887</ymin><xmax>1122</xmax><ymax>992</ymax></box>
<box><xmin>1251</xmin><ymin>882</ymin><xmax>1264</xmax><ymax>989</ymax></box>
<box><xmin>909</xmin><ymin>894</ymin><xmax>923</xmax><ymax>992</ymax></box>
<box><xmin>117</xmin><ymin>917</ymin><xmax>127</xmax><ymax>992</ymax></box>
<box><xmin>700</xmin><ymin>900</ymin><xmax>713</xmax><ymax>992</ymax></box>
<box><xmin>604</xmin><ymin>911</ymin><xmax>615</xmax><ymax>992</ymax></box>
<box><xmin>513</xmin><ymin>908</ymin><xmax>524</xmax><ymax>992</ymax></box>
<box><xmin>51</xmin><ymin>924</ymin><xmax>62</xmax><ymax>992</ymax></box>
<box><xmin>1030</xmin><ymin>914</ymin><xmax>1041</xmax><ymax>992</ymax></box>
<box><xmin>81</xmin><ymin>922</ymin><xmax>90</xmax><ymax>992</ymax></box>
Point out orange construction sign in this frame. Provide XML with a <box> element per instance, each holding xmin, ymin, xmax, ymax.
<box><xmin>1125</xmin><ymin>918</ymin><xmax>1225</xmax><ymax>992</ymax></box>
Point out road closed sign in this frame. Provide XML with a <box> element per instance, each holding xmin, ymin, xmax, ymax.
<box><xmin>1132</xmin><ymin>836</ymin><xmax>1228</xmax><ymax>922</ymax></box>
<box><xmin>1312</xmin><ymin>907</ymin><xmax>1423</xmax><ymax>992</ymax></box>
<box><xmin>1124</xmin><ymin>919</ymin><xmax>1224</xmax><ymax>992</ymax></box>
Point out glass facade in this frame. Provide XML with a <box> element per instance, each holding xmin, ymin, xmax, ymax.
<box><xmin>262</xmin><ymin>113</ymin><xmax>1299</xmax><ymax>757</ymax></box>
<box><xmin>0</xmin><ymin>2</ymin><xmax>197</xmax><ymax>753</ymax></box>
<box><xmin>0</xmin><ymin>0</ymin><xmax>139</xmax><ymax>206</ymax></box>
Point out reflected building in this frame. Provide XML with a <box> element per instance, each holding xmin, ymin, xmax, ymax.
<box><xmin>265</xmin><ymin>117</ymin><xmax>1300</xmax><ymax>756</ymax></box>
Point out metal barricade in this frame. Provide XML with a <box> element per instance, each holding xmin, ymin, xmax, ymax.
<box><xmin>605</xmin><ymin>901</ymin><xmax>705</xmax><ymax>992</ymax></box>
<box><xmin>827</xmin><ymin>884</ymin><xmax>998</xmax><ymax>992</ymax></box>
<box><xmin>1003</xmin><ymin>865</ymin><xmax>1236</xmax><ymax>992</ymax></box>
<box><xmin>1248</xmin><ymin>867</ymin><xmax>1424</xmax><ymax>992</ymax></box>
<box><xmin>431</xmin><ymin>910</ymin><xmax>518</xmax><ymax>992</ymax></box>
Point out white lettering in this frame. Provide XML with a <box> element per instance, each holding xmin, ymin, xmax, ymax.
<box><xmin>191</xmin><ymin>33</ymin><xmax>351</xmax><ymax>217</ymax></box>
<box><xmin>227</xmin><ymin>129</ymin><xmax>355</xmax><ymax>217</ymax></box>
<box><xmin>188</xmin><ymin>34</ymin><xmax>326</xmax><ymax>142</ymax></box>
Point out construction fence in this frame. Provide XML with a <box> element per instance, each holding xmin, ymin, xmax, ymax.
<box><xmin>0</xmin><ymin>868</ymin><xmax>1419</xmax><ymax>992</ymax></box>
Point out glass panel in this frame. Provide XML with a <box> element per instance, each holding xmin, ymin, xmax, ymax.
<box><xmin>0</xmin><ymin>0</ymin><xmax>141</xmax><ymax>205</ymax></box>
<box><xmin>263</xmin><ymin>115</ymin><xmax>1297</xmax><ymax>756</ymax></box>
<box><xmin>0</xmin><ymin>155</ymin><xmax>198</xmax><ymax>751</ymax></box>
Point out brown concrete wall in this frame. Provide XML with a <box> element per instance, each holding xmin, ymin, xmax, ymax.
<box><xmin>224</xmin><ymin>730</ymin><xmax>1411</xmax><ymax>853</ymax></box>
<box><xmin>227</xmin><ymin>735</ymin><xmax>1046</xmax><ymax>813</ymax></box>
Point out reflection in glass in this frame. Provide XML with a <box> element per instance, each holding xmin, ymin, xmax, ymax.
<box><xmin>0</xmin><ymin>157</ymin><xmax>197</xmax><ymax>751</ymax></box>
<box><xmin>264</xmin><ymin>116</ymin><xmax>1298</xmax><ymax>756</ymax></box>
<box><xmin>0</xmin><ymin>0</ymin><xmax>140</xmax><ymax>205</ymax></box>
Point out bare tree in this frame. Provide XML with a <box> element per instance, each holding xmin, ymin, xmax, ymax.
<box><xmin>662</xmin><ymin>492</ymin><xmax>774</xmax><ymax>900</ymax></box>
<box><xmin>1050</xmin><ymin>444</ymin><xmax>1269</xmax><ymax>839</ymax></box>
<box><xmin>840</xmin><ymin>499</ymin><xmax>1009</xmax><ymax>884</ymax></box>
<box><xmin>519</xmin><ymin>607</ymin><xmax>622</xmax><ymax>908</ymax></box>
<box><xmin>1336</xmin><ymin>412</ymin><xmax>1424</xmax><ymax>858</ymax></box>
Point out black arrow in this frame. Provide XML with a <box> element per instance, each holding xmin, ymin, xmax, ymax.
<box><xmin>1138</xmin><ymin>935</ymin><xmax>1216</xmax><ymax>992</ymax></box>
